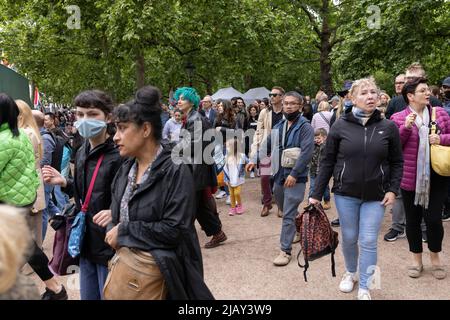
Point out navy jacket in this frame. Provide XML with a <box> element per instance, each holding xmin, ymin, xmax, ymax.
<box><xmin>257</xmin><ymin>115</ymin><xmax>314</xmax><ymax>185</ymax></box>
<box><xmin>204</xmin><ymin>108</ymin><xmax>216</xmax><ymax>127</ymax></box>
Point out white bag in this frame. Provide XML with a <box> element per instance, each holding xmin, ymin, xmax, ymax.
<box><xmin>281</xmin><ymin>147</ymin><xmax>301</xmax><ymax>168</ymax></box>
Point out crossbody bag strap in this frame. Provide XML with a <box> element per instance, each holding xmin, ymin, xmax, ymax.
<box><xmin>281</xmin><ymin>121</ymin><xmax>288</xmax><ymax>149</ymax></box>
<box><xmin>318</xmin><ymin>112</ymin><xmax>330</xmax><ymax>126</ymax></box>
<box><xmin>431</xmin><ymin>107</ymin><xmax>437</xmax><ymax>135</ymax></box>
<box><xmin>81</xmin><ymin>154</ymin><xmax>105</xmax><ymax>213</ymax></box>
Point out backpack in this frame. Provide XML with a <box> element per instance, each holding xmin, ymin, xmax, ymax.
<box><xmin>295</xmin><ymin>203</ymin><xmax>339</xmax><ymax>282</ymax></box>
<box><xmin>43</xmin><ymin>131</ymin><xmax>67</xmax><ymax>172</ymax></box>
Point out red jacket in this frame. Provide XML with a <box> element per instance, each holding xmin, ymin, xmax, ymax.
<box><xmin>390</xmin><ymin>106</ymin><xmax>450</xmax><ymax>191</ymax></box>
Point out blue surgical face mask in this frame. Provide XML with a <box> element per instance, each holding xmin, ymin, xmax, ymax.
<box><xmin>74</xmin><ymin>119</ymin><xmax>107</xmax><ymax>139</ymax></box>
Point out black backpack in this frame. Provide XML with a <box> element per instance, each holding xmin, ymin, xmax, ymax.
<box><xmin>43</xmin><ymin>131</ymin><xmax>66</xmax><ymax>172</ymax></box>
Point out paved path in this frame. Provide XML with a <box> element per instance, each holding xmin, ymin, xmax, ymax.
<box><xmin>32</xmin><ymin>177</ymin><xmax>450</xmax><ymax>300</ymax></box>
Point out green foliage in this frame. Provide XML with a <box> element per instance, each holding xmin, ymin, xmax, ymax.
<box><xmin>334</xmin><ymin>0</ymin><xmax>450</xmax><ymax>90</ymax></box>
<box><xmin>0</xmin><ymin>0</ymin><xmax>448</xmax><ymax>104</ymax></box>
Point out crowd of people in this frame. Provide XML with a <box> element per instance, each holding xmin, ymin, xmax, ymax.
<box><xmin>0</xmin><ymin>62</ymin><xmax>449</xmax><ymax>301</ymax></box>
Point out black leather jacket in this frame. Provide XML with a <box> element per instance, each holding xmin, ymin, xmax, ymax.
<box><xmin>109</xmin><ymin>143</ymin><xmax>214</xmax><ymax>299</ymax></box>
<box><xmin>180</xmin><ymin>109</ymin><xmax>217</xmax><ymax>190</ymax></box>
<box><xmin>64</xmin><ymin>137</ymin><xmax>122</xmax><ymax>266</ymax></box>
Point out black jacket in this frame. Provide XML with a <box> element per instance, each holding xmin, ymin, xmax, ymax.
<box><xmin>109</xmin><ymin>143</ymin><xmax>214</xmax><ymax>300</ymax></box>
<box><xmin>385</xmin><ymin>95</ymin><xmax>442</xmax><ymax>119</ymax></box>
<box><xmin>64</xmin><ymin>137</ymin><xmax>122</xmax><ymax>265</ymax></box>
<box><xmin>235</xmin><ymin>110</ymin><xmax>248</xmax><ymax>130</ymax></box>
<box><xmin>312</xmin><ymin>110</ymin><xmax>403</xmax><ymax>202</ymax></box>
<box><xmin>181</xmin><ymin>109</ymin><xmax>217</xmax><ymax>190</ymax></box>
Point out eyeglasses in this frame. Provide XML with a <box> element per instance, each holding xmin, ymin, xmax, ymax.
<box><xmin>269</xmin><ymin>93</ymin><xmax>282</xmax><ymax>97</ymax></box>
<box><xmin>395</xmin><ymin>82</ymin><xmax>405</xmax><ymax>85</ymax></box>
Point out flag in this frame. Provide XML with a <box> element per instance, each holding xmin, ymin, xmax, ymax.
<box><xmin>33</xmin><ymin>87</ymin><xmax>40</xmax><ymax>109</ymax></box>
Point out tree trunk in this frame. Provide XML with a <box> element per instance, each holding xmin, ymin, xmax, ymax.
<box><xmin>244</xmin><ymin>74</ymin><xmax>253</xmax><ymax>92</ymax></box>
<box><xmin>136</xmin><ymin>51</ymin><xmax>145</xmax><ymax>89</ymax></box>
<box><xmin>319</xmin><ymin>0</ymin><xmax>334</xmax><ymax>97</ymax></box>
<box><xmin>205</xmin><ymin>81</ymin><xmax>213</xmax><ymax>95</ymax></box>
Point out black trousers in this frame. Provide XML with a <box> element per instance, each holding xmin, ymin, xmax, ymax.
<box><xmin>0</xmin><ymin>202</ymin><xmax>56</xmax><ymax>282</ymax></box>
<box><xmin>445</xmin><ymin>181</ymin><xmax>450</xmax><ymax>209</ymax></box>
<box><xmin>28</xmin><ymin>241</ymin><xmax>54</xmax><ymax>281</ymax></box>
<box><xmin>401</xmin><ymin>170</ymin><xmax>449</xmax><ymax>253</ymax></box>
<box><xmin>195</xmin><ymin>189</ymin><xmax>222</xmax><ymax>237</ymax></box>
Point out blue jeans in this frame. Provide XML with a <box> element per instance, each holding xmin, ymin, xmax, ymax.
<box><xmin>79</xmin><ymin>257</ymin><xmax>109</xmax><ymax>300</ymax></box>
<box><xmin>309</xmin><ymin>175</ymin><xmax>330</xmax><ymax>202</ymax></box>
<box><xmin>42</xmin><ymin>184</ymin><xmax>60</xmax><ymax>241</ymax></box>
<box><xmin>273</xmin><ymin>182</ymin><xmax>306</xmax><ymax>254</ymax></box>
<box><xmin>54</xmin><ymin>185</ymin><xmax>69</xmax><ymax>210</ymax></box>
<box><xmin>334</xmin><ymin>195</ymin><xmax>385</xmax><ymax>290</ymax></box>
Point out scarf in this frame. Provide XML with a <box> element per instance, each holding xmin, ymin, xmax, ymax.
<box><xmin>351</xmin><ymin>106</ymin><xmax>373</xmax><ymax>126</ymax></box>
<box><xmin>409</xmin><ymin>107</ymin><xmax>430</xmax><ymax>209</ymax></box>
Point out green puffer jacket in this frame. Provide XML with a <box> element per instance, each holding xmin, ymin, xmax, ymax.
<box><xmin>0</xmin><ymin>123</ymin><xmax>39</xmax><ymax>206</ymax></box>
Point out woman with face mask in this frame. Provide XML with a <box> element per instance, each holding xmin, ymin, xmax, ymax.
<box><xmin>42</xmin><ymin>90</ymin><xmax>122</xmax><ymax>300</ymax></box>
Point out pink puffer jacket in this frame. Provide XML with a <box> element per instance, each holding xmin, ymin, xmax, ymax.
<box><xmin>390</xmin><ymin>106</ymin><xmax>450</xmax><ymax>191</ymax></box>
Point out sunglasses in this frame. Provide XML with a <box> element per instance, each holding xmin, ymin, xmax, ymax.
<box><xmin>269</xmin><ymin>93</ymin><xmax>282</xmax><ymax>97</ymax></box>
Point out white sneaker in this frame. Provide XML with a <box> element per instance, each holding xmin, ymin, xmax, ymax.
<box><xmin>250</xmin><ymin>172</ymin><xmax>255</xmax><ymax>178</ymax></box>
<box><xmin>226</xmin><ymin>196</ymin><xmax>231</xmax><ymax>205</ymax></box>
<box><xmin>215</xmin><ymin>191</ymin><xmax>226</xmax><ymax>199</ymax></box>
<box><xmin>273</xmin><ymin>251</ymin><xmax>292</xmax><ymax>266</ymax></box>
<box><xmin>339</xmin><ymin>271</ymin><xmax>358</xmax><ymax>293</ymax></box>
<box><xmin>357</xmin><ymin>288</ymin><xmax>371</xmax><ymax>300</ymax></box>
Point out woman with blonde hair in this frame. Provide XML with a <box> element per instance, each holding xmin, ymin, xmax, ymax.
<box><xmin>378</xmin><ymin>91</ymin><xmax>391</xmax><ymax>118</ymax></box>
<box><xmin>311</xmin><ymin>101</ymin><xmax>333</xmax><ymax>133</ymax></box>
<box><xmin>0</xmin><ymin>205</ymin><xmax>39</xmax><ymax>299</ymax></box>
<box><xmin>310</xmin><ymin>77</ymin><xmax>403</xmax><ymax>300</ymax></box>
<box><xmin>16</xmin><ymin>100</ymin><xmax>46</xmax><ymax>247</ymax></box>
<box><xmin>0</xmin><ymin>95</ymin><xmax>67</xmax><ymax>300</ymax></box>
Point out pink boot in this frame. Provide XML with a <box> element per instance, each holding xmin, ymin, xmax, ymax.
<box><xmin>236</xmin><ymin>204</ymin><xmax>244</xmax><ymax>215</ymax></box>
<box><xmin>229</xmin><ymin>207</ymin><xmax>237</xmax><ymax>216</ymax></box>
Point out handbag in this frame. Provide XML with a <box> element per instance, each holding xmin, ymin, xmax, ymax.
<box><xmin>48</xmin><ymin>202</ymin><xmax>79</xmax><ymax>275</ymax></box>
<box><xmin>213</xmin><ymin>143</ymin><xmax>225</xmax><ymax>174</ymax></box>
<box><xmin>430</xmin><ymin>107</ymin><xmax>450</xmax><ymax>176</ymax></box>
<box><xmin>103</xmin><ymin>247</ymin><xmax>167</xmax><ymax>300</ymax></box>
<box><xmin>282</xmin><ymin>148</ymin><xmax>302</xmax><ymax>168</ymax></box>
<box><xmin>68</xmin><ymin>154</ymin><xmax>105</xmax><ymax>258</ymax></box>
<box><xmin>217</xmin><ymin>171</ymin><xmax>225</xmax><ymax>187</ymax></box>
<box><xmin>280</xmin><ymin>121</ymin><xmax>301</xmax><ymax>168</ymax></box>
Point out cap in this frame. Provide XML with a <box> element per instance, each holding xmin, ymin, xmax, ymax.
<box><xmin>337</xmin><ymin>80</ymin><xmax>353</xmax><ymax>97</ymax></box>
<box><xmin>442</xmin><ymin>77</ymin><xmax>450</xmax><ymax>87</ymax></box>
<box><xmin>329</xmin><ymin>95</ymin><xmax>340</xmax><ymax>103</ymax></box>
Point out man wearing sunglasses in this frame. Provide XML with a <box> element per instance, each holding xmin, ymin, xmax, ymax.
<box><xmin>249</xmin><ymin>87</ymin><xmax>285</xmax><ymax>217</ymax></box>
